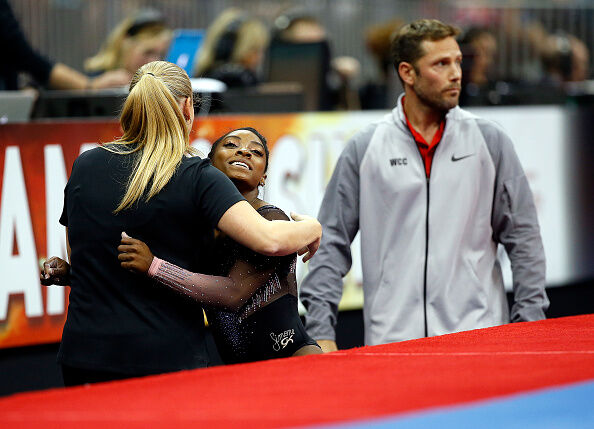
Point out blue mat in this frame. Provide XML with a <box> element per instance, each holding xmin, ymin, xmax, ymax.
<box><xmin>322</xmin><ymin>379</ymin><xmax>594</xmax><ymax>429</ymax></box>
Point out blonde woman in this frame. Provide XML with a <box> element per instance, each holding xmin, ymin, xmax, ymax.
<box><xmin>85</xmin><ymin>9</ymin><xmax>172</xmax><ymax>77</ymax></box>
<box><xmin>47</xmin><ymin>61</ymin><xmax>321</xmax><ymax>386</ymax></box>
<box><xmin>194</xmin><ymin>8</ymin><xmax>269</xmax><ymax>86</ymax></box>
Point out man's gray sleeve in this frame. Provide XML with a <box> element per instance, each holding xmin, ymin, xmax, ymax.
<box><xmin>480</xmin><ymin>120</ymin><xmax>549</xmax><ymax>321</ymax></box>
<box><xmin>299</xmin><ymin>129</ymin><xmax>369</xmax><ymax>341</ymax></box>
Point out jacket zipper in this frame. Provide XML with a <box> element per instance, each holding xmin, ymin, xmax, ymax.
<box><xmin>403</xmin><ymin>108</ymin><xmax>443</xmax><ymax>338</ymax></box>
<box><xmin>423</xmin><ymin>176</ymin><xmax>429</xmax><ymax>337</ymax></box>
<box><xmin>409</xmin><ymin>134</ymin><xmax>431</xmax><ymax>338</ymax></box>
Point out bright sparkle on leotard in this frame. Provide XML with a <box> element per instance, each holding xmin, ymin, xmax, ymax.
<box><xmin>151</xmin><ymin>260</ymin><xmax>197</xmax><ymax>297</ymax></box>
<box><xmin>238</xmin><ymin>273</ymin><xmax>282</xmax><ymax>322</ymax></box>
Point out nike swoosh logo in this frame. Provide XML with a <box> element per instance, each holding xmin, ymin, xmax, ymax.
<box><xmin>451</xmin><ymin>153</ymin><xmax>475</xmax><ymax>162</ymax></box>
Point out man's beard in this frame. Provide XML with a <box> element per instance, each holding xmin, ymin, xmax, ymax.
<box><xmin>413</xmin><ymin>81</ymin><xmax>460</xmax><ymax>112</ymax></box>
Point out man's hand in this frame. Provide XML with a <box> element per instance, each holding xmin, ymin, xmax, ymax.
<box><xmin>118</xmin><ymin>232</ymin><xmax>154</xmax><ymax>274</ymax></box>
<box><xmin>317</xmin><ymin>340</ymin><xmax>338</xmax><ymax>353</ymax></box>
<box><xmin>40</xmin><ymin>256</ymin><xmax>71</xmax><ymax>286</ymax></box>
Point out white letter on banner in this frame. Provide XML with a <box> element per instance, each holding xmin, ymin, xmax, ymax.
<box><xmin>79</xmin><ymin>143</ymin><xmax>98</xmax><ymax>153</ymax></box>
<box><xmin>0</xmin><ymin>146</ymin><xmax>43</xmax><ymax>320</ymax></box>
<box><xmin>44</xmin><ymin>142</ymin><xmax>97</xmax><ymax>314</ymax></box>
<box><xmin>191</xmin><ymin>138</ymin><xmax>212</xmax><ymax>158</ymax></box>
<box><xmin>265</xmin><ymin>135</ymin><xmax>306</xmax><ymax>215</ymax></box>
<box><xmin>44</xmin><ymin>145</ymin><xmax>69</xmax><ymax>315</ymax></box>
<box><xmin>301</xmin><ymin>132</ymin><xmax>326</xmax><ymax>216</ymax></box>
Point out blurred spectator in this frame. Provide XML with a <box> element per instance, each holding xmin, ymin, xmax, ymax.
<box><xmin>272</xmin><ymin>9</ymin><xmax>360</xmax><ymax>110</ymax></box>
<box><xmin>359</xmin><ymin>18</ymin><xmax>403</xmax><ymax>110</ymax></box>
<box><xmin>457</xmin><ymin>14</ymin><xmax>590</xmax><ymax>105</ymax></box>
<box><xmin>194</xmin><ymin>8</ymin><xmax>269</xmax><ymax>88</ymax></box>
<box><xmin>540</xmin><ymin>32</ymin><xmax>590</xmax><ymax>85</ymax></box>
<box><xmin>458</xmin><ymin>26</ymin><xmax>498</xmax><ymax>106</ymax></box>
<box><xmin>85</xmin><ymin>8</ymin><xmax>172</xmax><ymax>77</ymax></box>
<box><xmin>0</xmin><ymin>0</ymin><xmax>130</xmax><ymax>90</ymax></box>
<box><xmin>273</xmin><ymin>12</ymin><xmax>326</xmax><ymax>43</ymax></box>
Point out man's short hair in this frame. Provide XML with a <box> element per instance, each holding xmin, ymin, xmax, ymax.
<box><xmin>391</xmin><ymin>19</ymin><xmax>460</xmax><ymax>72</ymax></box>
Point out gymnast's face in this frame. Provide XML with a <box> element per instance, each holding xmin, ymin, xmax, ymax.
<box><xmin>210</xmin><ymin>130</ymin><xmax>267</xmax><ymax>191</ymax></box>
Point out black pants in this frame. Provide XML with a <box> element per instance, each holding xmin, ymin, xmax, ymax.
<box><xmin>61</xmin><ymin>364</ymin><xmax>135</xmax><ymax>387</ymax></box>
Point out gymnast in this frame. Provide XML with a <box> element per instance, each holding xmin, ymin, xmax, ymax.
<box><xmin>117</xmin><ymin>127</ymin><xmax>322</xmax><ymax>363</ymax></box>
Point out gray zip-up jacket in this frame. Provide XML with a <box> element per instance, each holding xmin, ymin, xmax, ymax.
<box><xmin>300</xmin><ymin>96</ymin><xmax>549</xmax><ymax>345</ymax></box>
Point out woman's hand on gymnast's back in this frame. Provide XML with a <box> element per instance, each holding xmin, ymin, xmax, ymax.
<box><xmin>118</xmin><ymin>232</ymin><xmax>154</xmax><ymax>274</ymax></box>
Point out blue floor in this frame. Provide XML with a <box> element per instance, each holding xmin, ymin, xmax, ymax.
<box><xmin>321</xmin><ymin>379</ymin><xmax>594</xmax><ymax>429</ymax></box>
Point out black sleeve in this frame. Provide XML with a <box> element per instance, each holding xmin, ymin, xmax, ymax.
<box><xmin>59</xmin><ymin>187</ymin><xmax>68</xmax><ymax>226</ymax></box>
<box><xmin>0</xmin><ymin>0</ymin><xmax>53</xmax><ymax>87</ymax></box>
<box><xmin>59</xmin><ymin>154</ymin><xmax>83</xmax><ymax>227</ymax></box>
<box><xmin>191</xmin><ymin>162</ymin><xmax>245</xmax><ymax>228</ymax></box>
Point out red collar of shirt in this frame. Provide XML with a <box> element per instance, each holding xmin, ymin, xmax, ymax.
<box><xmin>401</xmin><ymin>96</ymin><xmax>445</xmax><ymax>150</ymax></box>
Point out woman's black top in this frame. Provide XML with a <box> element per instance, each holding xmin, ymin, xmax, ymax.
<box><xmin>58</xmin><ymin>148</ymin><xmax>244</xmax><ymax>375</ymax></box>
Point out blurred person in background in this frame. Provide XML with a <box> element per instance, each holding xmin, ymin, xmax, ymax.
<box><xmin>193</xmin><ymin>8</ymin><xmax>269</xmax><ymax>88</ymax></box>
<box><xmin>500</xmin><ymin>24</ymin><xmax>592</xmax><ymax>103</ymax></box>
<box><xmin>457</xmin><ymin>26</ymin><xmax>498</xmax><ymax>106</ymax></box>
<box><xmin>85</xmin><ymin>8</ymin><xmax>172</xmax><ymax>78</ymax></box>
<box><xmin>300</xmin><ymin>19</ymin><xmax>548</xmax><ymax>352</ymax></box>
<box><xmin>272</xmin><ymin>8</ymin><xmax>361</xmax><ymax>110</ymax></box>
<box><xmin>359</xmin><ymin>18</ymin><xmax>404</xmax><ymax>110</ymax></box>
<box><xmin>0</xmin><ymin>0</ymin><xmax>130</xmax><ymax>90</ymax></box>
<box><xmin>540</xmin><ymin>32</ymin><xmax>590</xmax><ymax>86</ymax></box>
<box><xmin>479</xmin><ymin>12</ymin><xmax>591</xmax><ymax>103</ymax></box>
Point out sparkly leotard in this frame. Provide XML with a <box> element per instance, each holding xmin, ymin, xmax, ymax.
<box><xmin>148</xmin><ymin>205</ymin><xmax>319</xmax><ymax>364</ymax></box>
<box><xmin>205</xmin><ymin>205</ymin><xmax>319</xmax><ymax>364</ymax></box>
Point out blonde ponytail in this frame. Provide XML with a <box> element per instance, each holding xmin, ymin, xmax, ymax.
<box><xmin>104</xmin><ymin>61</ymin><xmax>195</xmax><ymax>212</ymax></box>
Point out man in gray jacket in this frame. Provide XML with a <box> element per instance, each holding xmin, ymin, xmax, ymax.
<box><xmin>300</xmin><ymin>19</ymin><xmax>549</xmax><ymax>352</ymax></box>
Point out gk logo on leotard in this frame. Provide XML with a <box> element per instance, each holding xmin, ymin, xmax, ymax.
<box><xmin>271</xmin><ymin>329</ymin><xmax>295</xmax><ymax>351</ymax></box>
